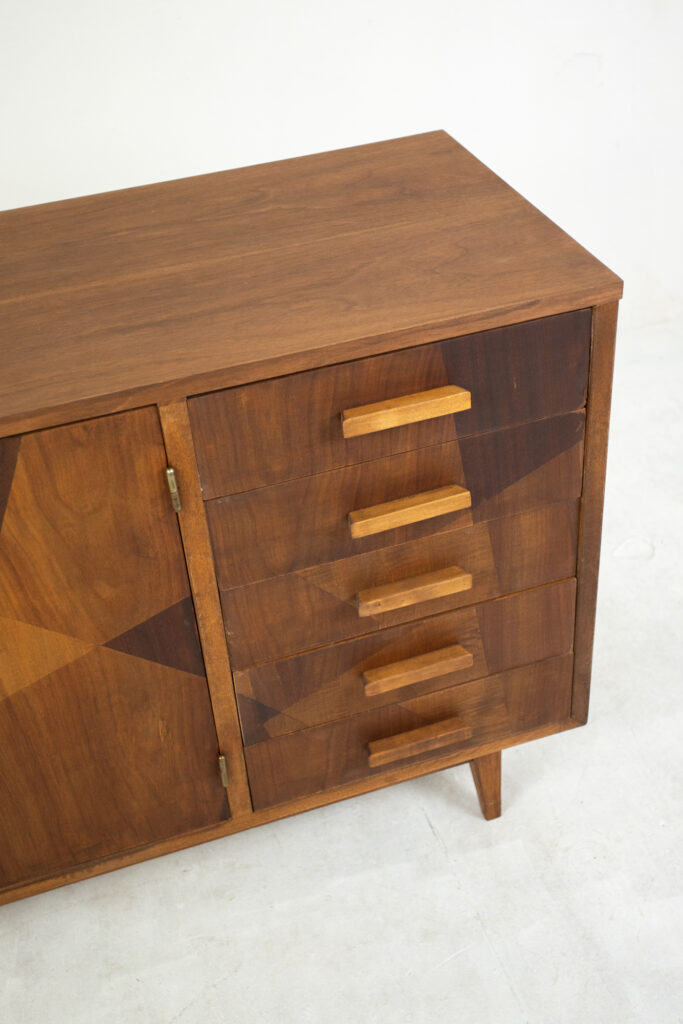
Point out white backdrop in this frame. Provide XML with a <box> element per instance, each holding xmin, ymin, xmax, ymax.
<box><xmin>1</xmin><ymin>0</ymin><xmax>681</xmax><ymax>330</ymax></box>
<box><xmin>2</xmin><ymin>6</ymin><xmax>683</xmax><ymax>1022</ymax></box>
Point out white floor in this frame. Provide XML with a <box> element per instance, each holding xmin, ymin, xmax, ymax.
<box><xmin>1</xmin><ymin>319</ymin><xmax>681</xmax><ymax>1024</ymax></box>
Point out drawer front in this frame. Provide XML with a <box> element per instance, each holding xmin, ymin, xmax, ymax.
<box><xmin>244</xmin><ymin>654</ymin><xmax>574</xmax><ymax>810</ymax></box>
<box><xmin>223</xmin><ymin>501</ymin><xmax>579</xmax><ymax>668</ymax></box>
<box><xmin>208</xmin><ymin>411</ymin><xmax>584</xmax><ymax>589</ymax></box>
<box><xmin>189</xmin><ymin>309</ymin><xmax>590</xmax><ymax>498</ymax></box>
<box><xmin>234</xmin><ymin>578</ymin><xmax>576</xmax><ymax>744</ymax></box>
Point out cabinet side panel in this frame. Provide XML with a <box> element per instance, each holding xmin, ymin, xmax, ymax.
<box><xmin>572</xmin><ymin>302</ymin><xmax>619</xmax><ymax>721</ymax></box>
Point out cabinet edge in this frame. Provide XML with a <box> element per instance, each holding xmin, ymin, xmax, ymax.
<box><xmin>0</xmin><ymin>296</ymin><xmax>621</xmax><ymax>441</ymax></box>
<box><xmin>571</xmin><ymin>301</ymin><xmax>619</xmax><ymax>722</ymax></box>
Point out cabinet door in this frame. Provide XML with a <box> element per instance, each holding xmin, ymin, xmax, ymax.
<box><xmin>0</xmin><ymin>408</ymin><xmax>229</xmax><ymax>891</ymax></box>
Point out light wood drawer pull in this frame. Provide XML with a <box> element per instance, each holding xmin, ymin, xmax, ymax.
<box><xmin>367</xmin><ymin>716</ymin><xmax>473</xmax><ymax>768</ymax></box>
<box><xmin>356</xmin><ymin>565</ymin><xmax>472</xmax><ymax>617</ymax></box>
<box><xmin>348</xmin><ymin>484</ymin><xmax>471</xmax><ymax>539</ymax></box>
<box><xmin>363</xmin><ymin>644</ymin><xmax>474</xmax><ymax>697</ymax></box>
<box><xmin>341</xmin><ymin>385</ymin><xmax>471</xmax><ymax>438</ymax></box>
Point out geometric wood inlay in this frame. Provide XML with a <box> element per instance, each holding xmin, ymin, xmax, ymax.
<box><xmin>219</xmin><ymin>498</ymin><xmax>578</xmax><ymax>670</ymax></box>
<box><xmin>206</xmin><ymin>412</ymin><xmax>584</xmax><ymax>592</ymax></box>
<box><xmin>0</xmin><ymin>409</ymin><xmax>190</xmax><ymax>643</ymax></box>
<box><xmin>0</xmin><ymin>644</ymin><xmax>230</xmax><ymax>889</ymax></box>
<box><xmin>104</xmin><ymin>597</ymin><xmax>205</xmax><ymax>677</ymax></box>
<box><xmin>0</xmin><ymin>617</ymin><xmax>94</xmax><ymax>701</ymax></box>
<box><xmin>0</xmin><ymin>407</ymin><xmax>230</xmax><ymax>893</ymax></box>
<box><xmin>188</xmin><ymin>307</ymin><xmax>591</xmax><ymax>498</ymax></box>
<box><xmin>233</xmin><ymin>579</ymin><xmax>577</xmax><ymax>745</ymax></box>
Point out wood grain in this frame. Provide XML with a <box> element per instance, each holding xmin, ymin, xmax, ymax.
<box><xmin>571</xmin><ymin>302</ymin><xmax>619</xmax><ymax>722</ymax></box>
<box><xmin>4</xmin><ymin>132</ymin><xmax>470</xmax><ymax>299</ymax></box>
<box><xmin>363</xmin><ymin>645</ymin><xmax>474</xmax><ymax>697</ymax></box>
<box><xmin>189</xmin><ymin>309</ymin><xmax>591</xmax><ymax>497</ymax></box>
<box><xmin>470</xmin><ymin>752</ymin><xmax>502</xmax><ymax>820</ymax></box>
<box><xmin>0</xmin><ymin>133</ymin><xmax>621</xmax><ymax>439</ymax></box>
<box><xmin>357</xmin><ymin>565</ymin><xmax>472</xmax><ymax>617</ymax></box>
<box><xmin>341</xmin><ymin>384</ymin><xmax>471</xmax><ymax>438</ymax></box>
<box><xmin>349</xmin><ymin>484</ymin><xmax>471</xmax><ymax>539</ymax></box>
<box><xmin>221</xmin><ymin>501</ymin><xmax>580</xmax><ymax>668</ymax></box>
<box><xmin>0</xmin><ymin>409</ymin><xmax>191</xmax><ymax>643</ymax></box>
<box><xmin>233</xmin><ymin>579</ymin><xmax>577</xmax><ymax>744</ymax></box>
<box><xmin>0</xmin><ymin>409</ymin><xmax>229</xmax><ymax>890</ymax></box>
<box><xmin>0</xmin><ymin>713</ymin><xmax>579</xmax><ymax>906</ymax></box>
<box><xmin>367</xmin><ymin>716</ymin><xmax>473</xmax><ymax>768</ymax></box>
<box><xmin>0</xmin><ymin>133</ymin><xmax>622</xmax><ymax>903</ymax></box>
<box><xmin>243</xmin><ymin>655</ymin><xmax>574</xmax><ymax>810</ymax></box>
<box><xmin>0</xmin><ymin>436</ymin><xmax>20</xmax><ymax>530</ymax></box>
<box><xmin>157</xmin><ymin>402</ymin><xmax>253</xmax><ymax>817</ymax></box>
<box><xmin>0</xmin><ymin>648</ymin><xmax>229</xmax><ymax>890</ymax></box>
<box><xmin>208</xmin><ymin>412</ymin><xmax>585</xmax><ymax>590</ymax></box>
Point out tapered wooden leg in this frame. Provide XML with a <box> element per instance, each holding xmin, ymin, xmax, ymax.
<box><xmin>469</xmin><ymin>751</ymin><xmax>501</xmax><ymax>820</ymax></box>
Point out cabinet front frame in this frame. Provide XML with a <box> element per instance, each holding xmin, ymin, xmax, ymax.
<box><xmin>0</xmin><ymin>302</ymin><xmax>616</xmax><ymax>905</ymax></box>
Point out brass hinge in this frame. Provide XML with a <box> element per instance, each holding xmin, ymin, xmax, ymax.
<box><xmin>165</xmin><ymin>467</ymin><xmax>182</xmax><ymax>513</ymax></box>
<box><xmin>218</xmin><ymin>753</ymin><xmax>229</xmax><ymax>789</ymax></box>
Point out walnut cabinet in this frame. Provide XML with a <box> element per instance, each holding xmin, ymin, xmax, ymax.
<box><xmin>0</xmin><ymin>132</ymin><xmax>622</xmax><ymax>903</ymax></box>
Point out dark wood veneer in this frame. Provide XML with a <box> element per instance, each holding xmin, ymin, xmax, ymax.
<box><xmin>188</xmin><ymin>308</ymin><xmax>590</xmax><ymax>498</ymax></box>
<box><xmin>244</xmin><ymin>655</ymin><xmax>574</xmax><ymax>810</ymax></box>
<box><xmin>0</xmin><ymin>133</ymin><xmax>620</xmax><ymax>904</ymax></box>
<box><xmin>0</xmin><ymin>410</ymin><xmax>229</xmax><ymax>889</ymax></box>
<box><xmin>233</xmin><ymin>579</ymin><xmax>577</xmax><ymax>744</ymax></box>
<box><xmin>222</xmin><ymin>501</ymin><xmax>579</xmax><ymax>668</ymax></box>
<box><xmin>207</xmin><ymin>412</ymin><xmax>585</xmax><ymax>589</ymax></box>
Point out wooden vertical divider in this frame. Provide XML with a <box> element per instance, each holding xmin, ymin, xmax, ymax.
<box><xmin>158</xmin><ymin>400</ymin><xmax>253</xmax><ymax>818</ymax></box>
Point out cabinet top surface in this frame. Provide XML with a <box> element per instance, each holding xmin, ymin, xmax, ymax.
<box><xmin>0</xmin><ymin>131</ymin><xmax>622</xmax><ymax>436</ymax></box>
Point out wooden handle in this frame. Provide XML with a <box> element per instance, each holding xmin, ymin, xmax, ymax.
<box><xmin>348</xmin><ymin>484</ymin><xmax>471</xmax><ymax>539</ymax></box>
<box><xmin>363</xmin><ymin>644</ymin><xmax>473</xmax><ymax>696</ymax></box>
<box><xmin>368</xmin><ymin>716</ymin><xmax>473</xmax><ymax>768</ymax></box>
<box><xmin>356</xmin><ymin>565</ymin><xmax>472</xmax><ymax>617</ymax></box>
<box><xmin>341</xmin><ymin>385</ymin><xmax>471</xmax><ymax>438</ymax></box>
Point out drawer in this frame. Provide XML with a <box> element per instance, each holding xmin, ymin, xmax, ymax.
<box><xmin>188</xmin><ymin>309</ymin><xmax>590</xmax><ymax>498</ymax></box>
<box><xmin>208</xmin><ymin>411</ymin><xmax>585</xmax><ymax>589</ymax></box>
<box><xmin>234</xmin><ymin>578</ymin><xmax>576</xmax><ymax>744</ymax></box>
<box><xmin>223</xmin><ymin>501</ymin><xmax>579</xmax><ymax>668</ymax></box>
<box><xmin>243</xmin><ymin>654</ymin><xmax>574</xmax><ymax>810</ymax></box>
